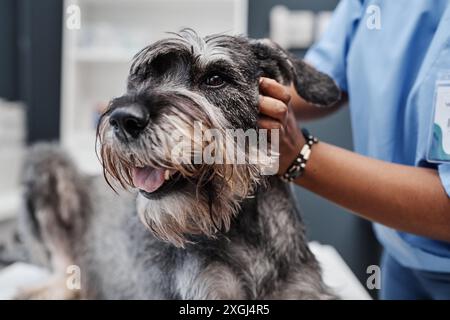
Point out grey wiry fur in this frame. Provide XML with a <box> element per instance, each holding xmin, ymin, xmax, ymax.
<box><xmin>16</xmin><ymin>30</ymin><xmax>340</xmax><ymax>299</ymax></box>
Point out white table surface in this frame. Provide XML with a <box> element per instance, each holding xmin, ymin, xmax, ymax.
<box><xmin>0</xmin><ymin>242</ymin><xmax>371</xmax><ymax>300</ymax></box>
<box><xmin>309</xmin><ymin>241</ymin><xmax>372</xmax><ymax>300</ymax></box>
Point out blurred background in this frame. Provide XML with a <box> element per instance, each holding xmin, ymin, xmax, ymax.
<box><xmin>0</xmin><ymin>0</ymin><xmax>380</xmax><ymax>298</ymax></box>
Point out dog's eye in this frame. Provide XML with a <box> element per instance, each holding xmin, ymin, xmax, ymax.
<box><xmin>204</xmin><ymin>75</ymin><xmax>224</xmax><ymax>87</ymax></box>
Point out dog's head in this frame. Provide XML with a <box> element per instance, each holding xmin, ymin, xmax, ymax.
<box><xmin>97</xmin><ymin>29</ymin><xmax>340</xmax><ymax>247</ymax></box>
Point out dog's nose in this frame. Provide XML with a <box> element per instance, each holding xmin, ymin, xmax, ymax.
<box><xmin>109</xmin><ymin>105</ymin><xmax>149</xmax><ymax>139</ymax></box>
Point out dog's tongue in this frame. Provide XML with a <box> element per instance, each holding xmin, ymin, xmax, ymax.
<box><xmin>131</xmin><ymin>166</ymin><xmax>165</xmax><ymax>193</ymax></box>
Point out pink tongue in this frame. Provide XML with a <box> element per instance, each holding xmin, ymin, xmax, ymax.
<box><xmin>131</xmin><ymin>167</ymin><xmax>166</xmax><ymax>193</ymax></box>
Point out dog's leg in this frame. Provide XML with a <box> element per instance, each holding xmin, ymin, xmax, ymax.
<box><xmin>0</xmin><ymin>223</ymin><xmax>30</xmax><ymax>266</ymax></box>
<box><xmin>14</xmin><ymin>144</ymin><xmax>88</xmax><ymax>300</ymax></box>
<box><xmin>276</xmin><ymin>271</ymin><xmax>337</xmax><ymax>300</ymax></box>
<box><xmin>14</xmin><ymin>275</ymin><xmax>81</xmax><ymax>300</ymax></box>
<box><xmin>175</xmin><ymin>261</ymin><xmax>246</xmax><ymax>300</ymax></box>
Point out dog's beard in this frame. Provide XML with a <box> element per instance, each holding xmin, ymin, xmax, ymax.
<box><xmin>97</xmin><ymin>90</ymin><xmax>266</xmax><ymax>247</ymax></box>
<box><xmin>135</xmin><ymin>169</ymin><xmax>255</xmax><ymax>247</ymax></box>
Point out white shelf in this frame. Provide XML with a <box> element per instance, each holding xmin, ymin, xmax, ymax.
<box><xmin>80</xmin><ymin>0</ymin><xmax>242</xmax><ymax>6</ymax></box>
<box><xmin>74</xmin><ymin>48</ymin><xmax>134</xmax><ymax>63</ymax></box>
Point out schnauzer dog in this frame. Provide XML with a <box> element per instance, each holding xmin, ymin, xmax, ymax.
<box><xmin>11</xmin><ymin>29</ymin><xmax>341</xmax><ymax>299</ymax></box>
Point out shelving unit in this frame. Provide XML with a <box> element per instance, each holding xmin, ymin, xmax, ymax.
<box><xmin>61</xmin><ymin>0</ymin><xmax>248</xmax><ymax>174</ymax></box>
<box><xmin>0</xmin><ymin>101</ymin><xmax>24</xmax><ymax>221</ymax></box>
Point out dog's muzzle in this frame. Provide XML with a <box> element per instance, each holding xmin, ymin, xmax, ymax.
<box><xmin>107</xmin><ymin>103</ymin><xmax>182</xmax><ymax>195</ymax></box>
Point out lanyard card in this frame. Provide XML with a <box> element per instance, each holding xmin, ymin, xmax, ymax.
<box><xmin>427</xmin><ymin>71</ymin><xmax>450</xmax><ymax>163</ymax></box>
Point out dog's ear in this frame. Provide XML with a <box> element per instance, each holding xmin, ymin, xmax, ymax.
<box><xmin>250</xmin><ymin>39</ymin><xmax>341</xmax><ymax>107</ymax></box>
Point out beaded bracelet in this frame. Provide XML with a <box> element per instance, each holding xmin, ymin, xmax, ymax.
<box><xmin>281</xmin><ymin>128</ymin><xmax>318</xmax><ymax>182</ymax></box>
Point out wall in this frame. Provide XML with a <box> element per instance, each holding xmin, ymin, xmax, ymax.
<box><xmin>0</xmin><ymin>0</ymin><xmax>18</xmax><ymax>101</ymax></box>
<box><xmin>17</xmin><ymin>0</ymin><xmax>63</xmax><ymax>143</ymax></box>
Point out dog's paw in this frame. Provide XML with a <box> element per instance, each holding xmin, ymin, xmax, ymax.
<box><xmin>14</xmin><ymin>277</ymin><xmax>80</xmax><ymax>300</ymax></box>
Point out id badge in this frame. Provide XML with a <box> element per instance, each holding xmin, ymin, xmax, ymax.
<box><xmin>427</xmin><ymin>71</ymin><xmax>450</xmax><ymax>163</ymax></box>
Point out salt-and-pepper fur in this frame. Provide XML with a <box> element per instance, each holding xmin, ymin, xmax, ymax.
<box><xmin>13</xmin><ymin>30</ymin><xmax>341</xmax><ymax>299</ymax></box>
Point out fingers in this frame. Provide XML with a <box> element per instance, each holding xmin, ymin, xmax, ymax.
<box><xmin>259</xmin><ymin>95</ymin><xmax>288</xmax><ymax>125</ymax></box>
<box><xmin>258</xmin><ymin>78</ymin><xmax>304</xmax><ymax>176</ymax></box>
<box><xmin>259</xmin><ymin>77</ymin><xmax>291</xmax><ymax>104</ymax></box>
<box><xmin>258</xmin><ymin>115</ymin><xmax>285</xmax><ymax>133</ymax></box>
<box><xmin>258</xmin><ymin>77</ymin><xmax>291</xmax><ymax>126</ymax></box>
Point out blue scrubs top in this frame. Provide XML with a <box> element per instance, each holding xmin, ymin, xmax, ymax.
<box><xmin>305</xmin><ymin>0</ymin><xmax>450</xmax><ymax>272</ymax></box>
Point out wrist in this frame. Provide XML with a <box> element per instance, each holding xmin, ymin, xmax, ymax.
<box><xmin>280</xmin><ymin>129</ymin><xmax>318</xmax><ymax>182</ymax></box>
<box><xmin>277</xmin><ymin>125</ymin><xmax>305</xmax><ymax>173</ymax></box>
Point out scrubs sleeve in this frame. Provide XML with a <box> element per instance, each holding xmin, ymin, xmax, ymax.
<box><xmin>305</xmin><ymin>0</ymin><xmax>364</xmax><ymax>92</ymax></box>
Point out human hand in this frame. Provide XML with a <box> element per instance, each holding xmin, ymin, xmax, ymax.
<box><xmin>258</xmin><ymin>77</ymin><xmax>306</xmax><ymax>175</ymax></box>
